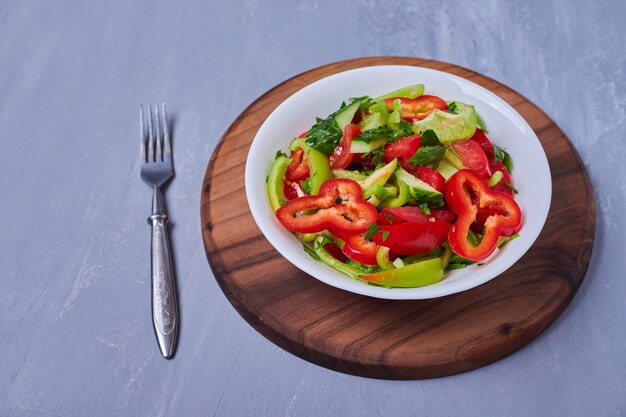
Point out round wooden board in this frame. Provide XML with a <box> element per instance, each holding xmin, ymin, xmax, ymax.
<box><xmin>200</xmin><ymin>57</ymin><xmax>595</xmax><ymax>380</ymax></box>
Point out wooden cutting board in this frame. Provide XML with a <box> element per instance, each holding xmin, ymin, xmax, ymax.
<box><xmin>200</xmin><ymin>57</ymin><xmax>595</xmax><ymax>380</ymax></box>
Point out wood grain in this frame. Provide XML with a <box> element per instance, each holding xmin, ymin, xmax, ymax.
<box><xmin>200</xmin><ymin>57</ymin><xmax>595</xmax><ymax>380</ymax></box>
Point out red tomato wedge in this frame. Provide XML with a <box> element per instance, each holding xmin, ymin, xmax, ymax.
<box><xmin>452</xmin><ymin>139</ymin><xmax>490</xmax><ymax>178</ymax></box>
<box><xmin>325</xmin><ymin>242</ymin><xmax>348</xmax><ymax>262</ymax></box>
<box><xmin>470</xmin><ymin>129</ymin><xmax>495</xmax><ymax>161</ymax></box>
<box><xmin>285</xmin><ymin>148</ymin><xmax>310</xmax><ymax>181</ymax></box>
<box><xmin>283</xmin><ymin>180</ymin><xmax>301</xmax><ymax>200</ymax></box>
<box><xmin>490</xmin><ymin>161</ymin><xmax>514</xmax><ymax>196</ymax></box>
<box><xmin>382</xmin><ymin>135</ymin><xmax>421</xmax><ymax>165</ymax></box>
<box><xmin>330</xmin><ymin>124</ymin><xmax>361</xmax><ymax>169</ymax></box>
<box><xmin>415</xmin><ymin>166</ymin><xmax>445</xmax><ymax>192</ymax></box>
<box><xmin>384</xmin><ymin>95</ymin><xmax>448</xmax><ymax>122</ymax></box>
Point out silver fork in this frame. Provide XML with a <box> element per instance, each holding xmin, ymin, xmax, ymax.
<box><xmin>139</xmin><ymin>103</ymin><xmax>178</xmax><ymax>359</ymax></box>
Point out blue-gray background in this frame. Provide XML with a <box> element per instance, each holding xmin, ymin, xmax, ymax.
<box><xmin>1</xmin><ymin>1</ymin><xmax>624</xmax><ymax>416</ymax></box>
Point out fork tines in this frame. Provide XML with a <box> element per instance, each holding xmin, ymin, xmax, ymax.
<box><xmin>140</xmin><ymin>103</ymin><xmax>170</xmax><ymax>163</ymax></box>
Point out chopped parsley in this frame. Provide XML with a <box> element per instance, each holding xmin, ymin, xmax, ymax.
<box><xmin>407</xmin><ymin>129</ymin><xmax>445</xmax><ymax>168</ymax></box>
<box><xmin>364</xmin><ymin>224</ymin><xmax>382</xmax><ymax>240</ymax></box>
<box><xmin>382</xmin><ymin>231</ymin><xmax>390</xmax><ymax>241</ymax></box>
<box><xmin>301</xmin><ymin>178</ymin><xmax>312</xmax><ymax>195</ymax></box>
<box><xmin>419</xmin><ymin>203</ymin><xmax>431</xmax><ymax>215</ymax></box>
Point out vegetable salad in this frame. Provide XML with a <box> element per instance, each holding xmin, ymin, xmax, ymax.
<box><xmin>267</xmin><ymin>84</ymin><xmax>522</xmax><ymax>288</ymax></box>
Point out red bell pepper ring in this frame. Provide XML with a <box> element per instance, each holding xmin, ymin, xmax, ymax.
<box><xmin>330</xmin><ymin>124</ymin><xmax>361</xmax><ymax>169</ymax></box>
<box><xmin>372</xmin><ymin>221</ymin><xmax>451</xmax><ymax>256</ymax></box>
<box><xmin>276</xmin><ymin>178</ymin><xmax>377</xmax><ymax>235</ymax></box>
<box><xmin>445</xmin><ymin>169</ymin><xmax>522</xmax><ymax>261</ymax></box>
<box><xmin>285</xmin><ymin>148</ymin><xmax>310</xmax><ymax>181</ymax></box>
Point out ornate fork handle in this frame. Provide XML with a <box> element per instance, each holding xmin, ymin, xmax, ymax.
<box><xmin>149</xmin><ymin>212</ymin><xmax>177</xmax><ymax>358</ymax></box>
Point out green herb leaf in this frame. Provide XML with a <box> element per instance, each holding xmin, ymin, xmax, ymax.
<box><xmin>275</xmin><ymin>150</ymin><xmax>288</xmax><ymax>159</ymax></box>
<box><xmin>364</xmin><ymin>224</ymin><xmax>382</xmax><ymax>240</ymax></box>
<box><xmin>419</xmin><ymin>203</ymin><xmax>431</xmax><ymax>215</ymax></box>
<box><xmin>492</xmin><ymin>143</ymin><xmax>505</xmax><ymax>164</ymax></box>
<box><xmin>503</xmin><ymin>181</ymin><xmax>519</xmax><ymax>194</ymax></box>
<box><xmin>301</xmin><ymin>178</ymin><xmax>312</xmax><ymax>195</ymax></box>
<box><xmin>383</xmin><ymin>212</ymin><xmax>395</xmax><ymax>223</ymax></box>
<box><xmin>420</xmin><ymin>129</ymin><xmax>442</xmax><ymax>146</ymax></box>
<box><xmin>502</xmin><ymin>150</ymin><xmax>513</xmax><ymax>173</ymax></box>
<box><xmin>445</xmin><ymin>263</ymin><xmax>472</xmax><ymax>270</ymax></box>
<box><xmin>382</xmin><ymin>231</ymin><xmax>390</xmax><ymax>241</ymax></box>
<box><xmin>498</xmin><ymin>233</ymin><xmax>520</xmax><ymax>249</ymax></box>
<box><xmin>447</xmin><ymin>101</ymin><xmax>458</xmax><ymax>113</ymax></box>
<box><xmin>303</xmin><ymin>245</ymin><xmax>320</xmax><ymax>260</ymax></box>
<box><xmin>412</xmin><ymin>188</ymin><xmax>444</xmax><ymax>206</ymax></box>
<box><xmin>408</xmin><ymin>146</ymin><xmax>445</xmax><ymax>168</ymax></box>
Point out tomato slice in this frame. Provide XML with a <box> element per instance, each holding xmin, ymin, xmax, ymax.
<box><xmin>330</xmin><ymin>124</ymin><xmax>361</xmax><ymax>169</ymax></box>
<box><xmin>283</xmin><ymin>180</ymin><xmax>300</xmax><ymax>200</ymax></box>
<box><xmin>382</xmin><ymin>135</ymin><xmax>421</xmax><ymax>165</ymax></box>
<box><xmin>470</xmin><ymin>129</ymin><xmax>494</xmax><ymax>161</ymax></box>
<box><xmin>335</xmin><ymin>232</ymin><xmax>379</xmax><ymax>266</ymax></box>
<box><xmin>452</xmin><ymin>139</ymin><xmax>490</xmax><ymax>178</ymax></box>
<box><xmin>490</xmin><ymin>161</ymin><xmax>514</xmax><ymax>197</ymax></box>
<box><xmin>325</xmin><ymin>242</ymin><xmax>348</xmax><ymax>262</ymax></box>
<box><xmin>415</xmin><ymin>166</ymin><xmax>445</xmax><ymax>192</ymax></box>
<box><xmin>372</xmin><ymin>221</ymin><xmax>451</xmax><ymax>256</ymax></box>
<box><xmin>285</xmin><ymin>148</ymin><xmax>310</xmax><ymax>181</ymax></box>
<box><xmin>384</xmin><ymin>95</ymin><xmax>448</xmax><ymax>122</ymax></box>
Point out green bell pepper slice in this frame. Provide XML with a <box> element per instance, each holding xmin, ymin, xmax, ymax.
<box><xmin>360</xmin><ymin>257</ymin><xmax>444</xmax><ymax>288</ymax></box>
<box><xmin>376</xmin><ymin>247</ymin><xmax>395</xmax><ymax>271</ymax></box>
<box><xmin>267</xmin><ymin>154</ymin><xmax>292</xmax><ymax>212</ymax></box>
<box><xmin>289</xmin><ymin>139</ymin><xmax>331</xmax><ymax>195</ymax></box>
<box><xmin>313</xmin><ymin>236</ymin><xmax>362</xmax><ymax>280</ymax></box>
<box><xmin>379</xmin><ymin>177</ymin><xmax>410</xmax><ymax>208</ymax></box>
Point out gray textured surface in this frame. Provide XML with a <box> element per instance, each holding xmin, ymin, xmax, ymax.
<box><xmin>1</xmin><ymin>0</ymin><xmax>625</xmax><ymax>416</ymax></box>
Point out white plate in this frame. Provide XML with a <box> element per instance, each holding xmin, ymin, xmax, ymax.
<box><xmin>245</xmin><ymin>65</ymin><xmax>551</xmax><ymax>300</ymax></box>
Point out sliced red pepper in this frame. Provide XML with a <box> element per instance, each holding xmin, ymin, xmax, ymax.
<box><xmin>372</xmin><ymin>221</ymin><xmax>450</xmax><ymax>256</ymax></box>
<box><xmin>330</xmin><ymin>124</ymin><xmax>361</xmax><ymax>169</ymax></box>
<box><xmin>453</xmin><ymin>139</ymin><xmax>490</xmax><ymax>178</ymax></box>
<box><xmin>335</xmin><ymin>232</ymin><xmax>379</xmax><ymax>266</ymax></box>
<box><xmin>382</xmin><ymin>134</ymin><xmax>421</xmax><ymax>165</ymax></box>
<box><xmin>285</xmin><ymin>148</ymin><xmax>310</xmax><ymax>181</ymax></box>
<box><xmin>384</xmin><ymin>96</ymin><xmax>448</xmax><ymax>122</ymax></box>
<box><xmin>276</xmin><ymin>178</ymin><xmax>377</xmax><ymax>235</ymax></box>
<box><xmin>283</xmin><ymin>180</ymin><xmax>300</xmax><ymax>200</ymax></box>
<box><xmin>445</xmin><ymin>169</ymin><xmax>522</xmax><ymax>261</ymax></box>
<box><xmin>378</xmin><ymin>206</ymin><xmax>457</xmax><ymax>226</ymax></box>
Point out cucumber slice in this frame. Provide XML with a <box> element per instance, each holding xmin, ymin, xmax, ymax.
<box><xmin>413</xmin><ymin>101</ymin><xmax>477</xmax><ymax>144</ymax></box>
<box><xmin>435</xmin><ymin>158</ymin><xmax>459</xmax><ymax>180</ymax></box>
<box><xmin>395</xmin><ymin>167</ymin><xmax>443</xmax><ymax>204</ymax></box>
<box><xmin>334</xmin><ymin>100</ymin><xmax>362</xmax><ymax>129</ymax></box>
<box><xmin>350</xmin><ymin>139</ymin><xmax>386</xmax><ymax>153</ymax></box>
